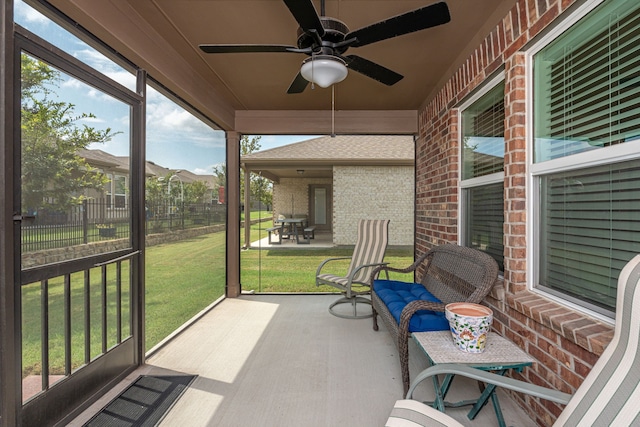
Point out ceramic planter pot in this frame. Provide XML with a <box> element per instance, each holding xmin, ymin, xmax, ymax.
<box><xmin>445</xmin><ymin>302</ymin><xmax>493</xmax><ymax>353</ymax></box>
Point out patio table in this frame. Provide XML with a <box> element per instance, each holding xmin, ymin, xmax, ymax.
<box><xmin>274</xmin><ymin>217</ymin><xmax>306</xmax><ymax>244</ymax></box>
<box><xmin>412</xmin><ymin>330</ymin><xmax>533</xmax><ymax>427</ymax></box>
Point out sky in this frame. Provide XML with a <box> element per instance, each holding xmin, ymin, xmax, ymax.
<box><xmin>15</xmin><ymin>0</ymin><xmax>316</xmax><ymax>175</ymax></box>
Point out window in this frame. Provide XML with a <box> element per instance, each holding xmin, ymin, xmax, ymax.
<box><xmin>533</xmin><ymin>0</ymin><xmax>640</xmax><ymax>315</ymax></box>
<box><xmin>114</xmin><ymin>175</ymin><xmax>127</xmax><ymax>208</ymax></box>
<box><xmin>460</xmin><ymin>80</ymin><xmax>505</xmax><ymax>271</ymax></box>
<box><xmin>105</xmin><ymin>174</ymin><xmax>127</xmax><ymax>209</ymax></box>
<box><xmin>539</xmin><ymin>161</ymin><xmax>640</xmax><ymax>313</ymax></box>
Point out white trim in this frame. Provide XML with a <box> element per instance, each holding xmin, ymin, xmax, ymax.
<box><xmin>458</xmin><ymin>74</ymin><xmax>505</xmax><ymax>248</ymax></box>
<box><xmin>526</xmin><ymin>0</ymin><xmax>636</xmax><ymax>319</ymax></box>
<box><xmin>457</xmin><ymin>72</ymin><xmax>505</xmax><ymax>111</ymax></box>
<box><xmin>530</xmin><ymin>139</ymin><xmax>640</xmax><ymax>176</ymax></box>
<box><xmin>460</xmin><ymin>172</ymin><xmax>502</xmax><ymax>188</ymax></box>
<box><xmin>526</xmin><ymin>51</ymin><xmax>536</xmax><ymax>291</ymax></box>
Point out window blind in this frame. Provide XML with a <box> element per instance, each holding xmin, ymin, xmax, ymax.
<box><xmin>535</xmin><ymin>2</ymin><xmax>640</xmax><ymax>161</ymax></box>
<box><xmin>539</xmin><ymin>160</ymin><xmax>640</xmax><ymax>313</ymax></box>
<box><xmin>462</xmin><ymin>83</ymin><xmax>505</xmax><ymax>180</ymax></box>
<box><xmin>461</xmin><ymin>82</ymin><xmax>505</xmax><ymax>271</ymax></box>
<box><xmin>466</xmin><ymin>183</ymin><xmax>504</xmax><ymax>271</ymax></box>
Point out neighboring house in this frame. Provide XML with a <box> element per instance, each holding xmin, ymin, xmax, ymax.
<box><xmin>78</xmin><ymin>148</ymin><xmax>217</xmax><ymax>215</ymax></box>
<box><xmin>241</xmin><ymin>135</ymin><xmax>414</xmax><ymax>246</ymax></box>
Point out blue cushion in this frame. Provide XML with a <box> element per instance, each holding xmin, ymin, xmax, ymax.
<box><xmin>373</xmin><ymin>280</ymin><xmax>449</xmax><ymax>332</ymax></box>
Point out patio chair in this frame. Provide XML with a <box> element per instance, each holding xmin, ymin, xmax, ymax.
<box><xmin>316</xmin><ymin>219</ymin><xmax>390</xmax><ymax>319</ymax></box>
<box><xmin>386</xmin><ymin>253</ymin><xmax>640</xmax><ymax>427</ymax></box>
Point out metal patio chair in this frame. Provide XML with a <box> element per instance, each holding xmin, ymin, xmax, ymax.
<box><xmin>386</xmin><ymin>253</ymin><xmax>640</xmax><ymax>427</ymax></box>
<box><xmin>316</xmin><ymin>219</ymin><xmax>390</xmax><ymax>319</ymax></box>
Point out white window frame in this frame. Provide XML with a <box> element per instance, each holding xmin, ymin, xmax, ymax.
<box><xmin>458</xmin><ymin>73</ymin><xmax>505</xmax><ymax>262</ymax></box>
<box><xmin>105</xmin><ymin>173</ymin><xmax>128</xmax><ymax>209</ymax></box>
<box><xmin>526</xmin><ymin>0</ymin><xmax>640</xmax><ymax>322</ymax></box>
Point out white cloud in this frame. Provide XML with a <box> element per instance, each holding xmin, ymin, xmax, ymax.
<box><xmin>146</xmin><ymin>93</ymin><xmax>225</xmax><ymax>150</ymax></box>
<box><xmin>194</xmin><ymin>167</ymin><xmax>213</xmax><ymax>175</ymax></box>
<box><xmin>79</xmin><ymin>115</ymin><xmax>105</xmax><ymax>124</ymax></box>
<box><xmin>15</xmin><ymin>1</ymin><xmax>49</xmax><ymax>25</ymax></box>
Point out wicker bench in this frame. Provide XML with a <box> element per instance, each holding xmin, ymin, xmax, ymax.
<box><xmin>371</xmin><ymin>244</ymin><xmax>499</xmax><ymax>394</ymax></box>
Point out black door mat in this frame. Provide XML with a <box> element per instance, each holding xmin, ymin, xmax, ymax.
<box><xmin>83</xmin><ymin>375</ymin><xmax>196</xmax><ymax>427</ymax></box>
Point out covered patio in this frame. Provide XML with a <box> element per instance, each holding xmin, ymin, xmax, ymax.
<box><xmin>68</xmin><ymin>295</ymin><xmax>536</xmax><ymax>427</ymax></box>
<box><xmin>2</xmin><ymin>0</ymin><xmax>635</xmax><ymax>425</ymax></box>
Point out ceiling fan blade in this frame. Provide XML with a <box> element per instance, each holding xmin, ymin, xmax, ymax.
<box><xmin>282</xmin><ymin>0</ymin><xmax>325</xmax><ymax>37</ymax></box>
<box><xmin>287</xmin><ymin>72</ymin><xmax>310</xmax><ymax>94</ymax></box>
<box><xmin>199</xmin><ymin>44</ymin><xmax>299</xmax><ymax>54</ymax></box>
<box><xmin>346</xmin><ymin>2</ymin><xmax>450</xmax><ymax>48</ymax></box>
<box><xmin>344</xmin><ymin>55</ymin><xmax>403</xmax><ymax>86</ymax></box>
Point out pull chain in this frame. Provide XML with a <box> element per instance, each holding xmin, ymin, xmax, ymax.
<box><xmin>310</xmin><ymin>53</ymin><xmax>315</xmax><ymax>90</ymax></box>
<box><xmin>331</xmin><ymin>85</ymin><xmax>336</xmax><ymax>137</ymax></box>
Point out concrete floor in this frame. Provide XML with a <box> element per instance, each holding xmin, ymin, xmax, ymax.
<box><xmin>69</xmin><ymin>295</ymin><xmax>537</xmax><ymax>427</ymax></box>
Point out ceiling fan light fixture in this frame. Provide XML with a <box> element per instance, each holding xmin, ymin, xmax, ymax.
<box><xmin>300</xmin><ymin>55</ymin><xmax>348</xmax><ymax>88</ymax></box>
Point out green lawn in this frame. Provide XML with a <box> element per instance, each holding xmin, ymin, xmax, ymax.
<box><xmin>21</xmin><ymin>232</ymin><xmax>226</xmax><ymax>378</ymax></box>
<box><xmin>241</xmin><ymin>247</ymin><xmax>414</xmax><ymax>292</ymax></box>
<box><xmin>240</xmin><ymin>221</ymin><xmax>414</xmax><ymax>292</ymax></box>
<box><xmin>145</xmin><ymin>233</ymin><xmax>226</xmax><ymax>349</ymax></box>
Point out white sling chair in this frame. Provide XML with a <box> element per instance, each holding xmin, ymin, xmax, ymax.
<box><xmin>387</xmin><ymin>253</ymin><xmax>640</xmax><ymax>427</ymax></box>
<box><xmin>316</xmin><ymin>219</ymin><xmax>390</xmax><ymax>319</ymax></box>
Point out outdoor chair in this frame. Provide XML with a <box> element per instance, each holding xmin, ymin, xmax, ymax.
<box><xmin>316</xmin><ymin>219</ymin><xmax>390</xmax><ymax>319</ymax></box>
<box><xmin>386</xmin><ymin>253</ymin><xmax>640</xmax><ymax>427</ymax></box>
<box><xmin>371</xmin><ymin>244</ymin><xmax>499</xmax><ymax>394</ymax></box>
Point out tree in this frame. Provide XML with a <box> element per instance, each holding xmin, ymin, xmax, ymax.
<box><xmin>212</xmin><ymin>135</ymin><xmax>273</xmax><ymax>208</ymax></box>
<box><xmin>251</xmin><ymin>174</ymin><xmax>273</xmax><ymax>210</ymax></box>
<box><xmin>184</xmin><ymin>180</ymin><xmax>210</xmax><ymax>204</ymax></box>
<box><xmin>21</xmin><ymin>54</ymin><xmax>116</xmax><ymax>212</ymax></box>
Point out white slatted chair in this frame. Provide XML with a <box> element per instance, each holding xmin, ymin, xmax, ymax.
<box><xmin>316</xmin><ymin>219</ymin><xmax>390</xmax><ymax>319</ymax></box>
<box><xmin>387</xmin><ymin>253</ymin><xmax>640</xmax><ymax>427</ymax></box>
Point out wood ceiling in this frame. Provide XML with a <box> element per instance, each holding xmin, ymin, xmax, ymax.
<box><xmin>45</xmin><ymin>0</ymin><xmax>516</xmax><ymax>135</ymax></box>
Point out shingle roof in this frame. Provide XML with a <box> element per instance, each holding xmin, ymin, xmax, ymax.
<box><xmin>241</xmin><ymin>135</ymin><xmax>414</xmax><ymax>162</ymax></box>
<box><xmin>78</xmin><ymin>148</ymin><xmax>121</xmax><ymax>167</ymax></box>
<box><xmin>79</xmin><ymin>149</ymin><xmax>215</xmax><ymax>184</ymax></box>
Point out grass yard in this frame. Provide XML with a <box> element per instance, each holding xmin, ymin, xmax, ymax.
<box><xmin>241</xmin><ymin>247</ymin><xmax>414</xmax><ymax>293</ymax></box>
<box><xmin>241</xmin><ymin>221</ymin><xmax>414</xmax><ymax>292</ymax></box>
<box><xmin>145</xmin><ymin>233</ymin><xmax>226</xmax><ymax>350</ymax></box>
<box><xmin>21</xmin><ymin>232</ymin><xmax>226</xmax><ymax>379</ymax></box>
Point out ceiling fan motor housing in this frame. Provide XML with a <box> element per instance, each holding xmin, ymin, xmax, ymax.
<box><xmin>297</xmin><ymin>17</ymin><xmax>350</xmax><ymax>55</ymax></box>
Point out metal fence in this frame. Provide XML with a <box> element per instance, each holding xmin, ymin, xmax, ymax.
<box><xmin>21</xmin><ymin>199</ymin><xmax>226</xmax><ymax>253</ymax></box>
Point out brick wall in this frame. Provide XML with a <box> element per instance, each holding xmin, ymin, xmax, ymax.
<box><xmin>415</xmin><ymin>109</ymin><xmax>459</xmax><ymax>256</ymax></box>
<box><xmin>272</xmin><ymin>176</ymin><xmax>328</xmax><ymax>244</ymax></box>
<box><xmin>273</xmin><ymin>168</ymin><xmax>414</xmax><ymax>246</ymax></box>
<box><xmin>272</xmin><ymin>177</ymin><xmax>332</xmax><ymax>220</ymax></box>
<box><xmin>416</xmin><ymin>0</ymin><xmax>614</xmax><ymax>425</ymax></box>
<box><xmin>333</xmin><ymin>166</ymin><xmax>414</xmax><ymax>246</ymax></box>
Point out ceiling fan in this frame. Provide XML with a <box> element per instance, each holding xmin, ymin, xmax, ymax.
<box><xmin>199</xmin><ymin>0</ymin><xmax>451</xmax><ymax>94</ymax></box>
